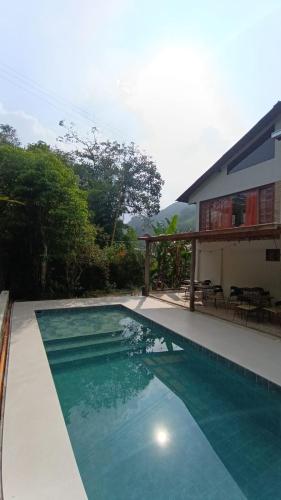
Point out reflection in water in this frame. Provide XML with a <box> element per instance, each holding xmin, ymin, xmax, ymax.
<box><xmin>61</xmin><ymin>357</ymin><xmax>153</xmax><ymax>420</ymax></box>
<box><xmin>51</xmin><ymin>320</ymin><xmax>183</xmax><ymax>418</ymax></box>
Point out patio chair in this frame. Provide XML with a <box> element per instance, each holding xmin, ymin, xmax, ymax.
<box><xmin>201</xmin><ymin>280</ymin><xmax>212</xmax><ymax>286</ymax></box>
<box><xmin>199</xmin><ymin>280</ymin><xmax>213</xmax><ymax>303</ymax></box>
<box><xmin>205</xmin><ymin>285</ymin><xmax>225</xmax><ymax>308</ymax></box>
<box><xmin>227</xmin><ymin>286</ymin><xmax>243</xmax><ymax>309</ymax></box>
<box><xmin>260</xmin><ymin>291</ymin><xmax>272</xmax><ymax>307</ymax></box>
<box><xmin>213</xmin><ymin>286</ymin><xmax>226</xmax><ymax>308</ymax></box>
<box><xmin>233</xmin><ymin>288</ymin><xmax>263</xmax><ymax>325</ymax></box>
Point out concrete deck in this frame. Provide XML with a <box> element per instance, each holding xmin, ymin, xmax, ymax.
<box><xmin>150</xmin><ymin>290</ymin><xmax>281</xmax><ymax>338</ymax></box>
<box><xmin>4</xmin><ymin>295</ymin><xmax>281</xmax><ymax>499</ymax></box>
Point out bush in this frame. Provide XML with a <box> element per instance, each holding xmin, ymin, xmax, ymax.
<box><xmin>105</xmin><ymin>244</ymin><xmax>144</xmax><ymax>290</ymax></box>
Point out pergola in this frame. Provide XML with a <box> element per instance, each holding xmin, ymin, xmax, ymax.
<box><xmin>138</xmin><ymin>223</ymin><xmax>281</xmax><ymax>312</ymax></box>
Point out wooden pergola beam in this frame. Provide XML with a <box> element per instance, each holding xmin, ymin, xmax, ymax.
<box><xmin>138</xmin><ymin>224</ymin><xmax>281</xmax><ymax>244</ymax></box>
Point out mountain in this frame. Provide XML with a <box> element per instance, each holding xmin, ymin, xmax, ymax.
<box><xmin>128</xmin><ymin>202</ymin><xmax>196</xmax><ymax>236</ymax></box>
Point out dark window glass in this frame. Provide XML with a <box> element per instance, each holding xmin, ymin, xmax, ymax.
<box><xmin>266</xmin><ymin>249</ymin><xmax>280</xmax><ymax>261</ymax></box>
<box><xmin>228</xmin><ymin>131</ymin><xmax>275</xmax><ymax>174</ymax></box>
<box><xmin>232</xmin><ymin>193</ymin><xmax>246</xmax><ymax>226</ymax></box>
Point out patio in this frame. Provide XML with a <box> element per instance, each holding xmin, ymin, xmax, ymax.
<box><xmin>140</xmin><ymin>223</ymin><xmax>281</xmax><ymax>311</ymax></box>
<box><xmin>150</xmin><ymin>289</ymin><xmax>281</xmax><ymax>338</ymax></box>
<box><xmin>139</xmin><ymin>223</ymin><xmax>281</xmax><ymax>338</ymax></box>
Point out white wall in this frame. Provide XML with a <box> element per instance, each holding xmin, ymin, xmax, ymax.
<box><xmin>186</xmin><ymin>117</ymin><xmax>281</xmax><ymax>298</ymax></box>
<box><xmin>197</xmin><ymin>240</ymin><xmax>281</xmax><ymax>300</ymax></box>
<box><xmin>197</xmin><ymin>247</ymin><xmax>222</xmax><ymax>284</ymax></box>
<box><xmin>189</xmin><ymin>118</ymin><xmax>281</xmax><ymax>230</ymax></box>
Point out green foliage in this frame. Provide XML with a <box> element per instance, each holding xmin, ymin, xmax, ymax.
<box><xmin>59</xmin><ymin>125</ymin><xmax>164</xmax><ymax>242</ymax></box>
<box><xmin>152</xmin><ymin>214</ymin><xmax>179</xmax><ymax>235</ymax></box>
<box><xmin>0</xmin><ymin>124</ymin><xmax>164</xmax><ymax>298</ymax></box>
<box><xmin>121</xmin><ymin>226</ymin><xmax>139</xmax><ymax>250</ymax></box>
<box><xmin>78</xmin><ymin>240</ymin><xmax>144</xmax><ymax>293</ymax></box>
<box><xmin>129</xmin><ymin>201</ymin><xmax>196</xmax><ymax>236</ymax></box>
<box><xmin>0</xmin><ymin>195</ymin><xmax>24</xmax><ymax>205</ymax></box>
<box><xmin>0</xmin><ymin>145</ymin><xmax>95</xmax><ymax>297</ymax></box>
<box><xmin>26</xmin><ymin>140</ymin><xmax>52</xmax><ymax>152</ymax></box>
<box><xmin>0</xmin><ymin>124</ymin><xmax>20</xmax><ymax>147</ymax></box>
<box><xmin>105</xmin><ymin>243</ymin><xmax>144</xmax><ymax>290</ymax></box>
<box><xmin>151</xmin><ymin>215</ymin><xmax>191</xmax><ymax>289</ymax></box>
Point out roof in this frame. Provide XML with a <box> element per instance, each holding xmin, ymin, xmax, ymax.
<box><xmin>138</xmin><ymin>223</ymin><xmax>281</xmax><ymax>243</ymax></box>
<box><xmin>177</xmin><ymin>101</ymin><xmax>281</xmax><ymax>203</ymax></box>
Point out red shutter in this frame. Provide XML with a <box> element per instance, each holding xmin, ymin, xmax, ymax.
<box><xmin>221</xmin><ymin>197</ymin><xmax>232</xmax><ymax>228</ymax></box>
<box><xmin>245</xmin><ymin>190</ymin><xmax>258</xmax><ymax>226</ymax></box>
<box><xmin>211</xmin><ymin>200</ymin><xmax>221</xmax><ymax>229</ymax></box>
<box><xmin>259</xmin><ymin>185</ymin><xmax>274</xmax><ymax>224</ymax></box>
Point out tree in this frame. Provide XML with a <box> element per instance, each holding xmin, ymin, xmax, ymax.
<box><xmin>26</xmin><ymin>140</ymin><xmax>52</xmax><ymax>152</ymax></box>
<box><xmin>152</xmin><ymin>214</ymin><xmax>179</xmax><ymax>236</ymax></box>
<box><xmin>0</xmin><ymin>145</ymin><xmax>95</xmax><ymax>297</ymax></box>
<box><xmin>0</xmin><ymin>124</ymin><xmax>20</xmax><ymax>146</ymax></box>
<box><xmin>0</xmin><ymin>122</ymin><xmax>164</xmax><ymax>298</ymax></box>
<box><xmin>151</xmin><ymin>215</ymin><xmax>191</xmax><ymax>289</ymax></box>
<box><xmin>59</xmin><ymin>125</ymin><xmax>164</xmax><ymax>243</ymax></box>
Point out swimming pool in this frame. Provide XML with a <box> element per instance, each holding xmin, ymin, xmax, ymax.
<box><xmin>37</xmin><ymin>305</ymin><xmax>281</xmax><ymax>500</ymax></box>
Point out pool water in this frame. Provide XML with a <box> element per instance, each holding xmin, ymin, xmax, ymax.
<box><xmin>37</xmin><ymin>305</ymin><xmax>281</xmax><ymax>500</ymax></box>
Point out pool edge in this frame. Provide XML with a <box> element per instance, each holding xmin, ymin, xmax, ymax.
<box><xmin>3</xmin><ymin>294</ymin><xmax>281</xmax><ymax>499</ymax></box>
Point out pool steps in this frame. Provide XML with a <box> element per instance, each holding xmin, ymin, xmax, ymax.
<box><xmin>47</xmin><ymin>338</ymin><xmax>131</xmax><ymax>359</ymax></box>
<box><xmin>44</xmin><ymin>329</ymin><xmax>125</xmax><ymax>351</ymax></box>
<box><xmin>48</xmin><ymin>344</ymin><xmax>134</xmax><ymax>367</ymax></box>
<box><xmin>45</xmin><ymin>329</ymin><xmax>152</xmax><ymax>368</ymax></box>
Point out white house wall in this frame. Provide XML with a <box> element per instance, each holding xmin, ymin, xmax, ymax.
<box><xmin>189</xmin><ymin>119</ymin><xmax>281</xmax><ymax>230</ymax></box>
<box><xmin>197</xmin><ymin>240</ymin><xmax>281</xmax><ymax>300</ymax></box>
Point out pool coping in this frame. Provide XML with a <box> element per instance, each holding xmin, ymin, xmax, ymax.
<box><xmin>3</xmin><ymin>295</ymin><xmax>281</xmax><ymax>499</ymax></box>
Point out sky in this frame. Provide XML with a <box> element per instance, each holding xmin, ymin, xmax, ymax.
<box><xmin>1</xmin><ymin>0</ymin><xmax>281</xmax><ymax>207</ymax></box>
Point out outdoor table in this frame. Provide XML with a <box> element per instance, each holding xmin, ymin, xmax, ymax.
<box><xmin>234</xmin><ymin>304</ymin><xmax>260</xmax><ymax>325</ymax></box>
<box><xmin>181</xmin><ymin>283</ymin><xmax>204</xmax><ymax>302</ymax></box>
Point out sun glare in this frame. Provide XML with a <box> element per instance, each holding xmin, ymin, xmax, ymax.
<box><xmin>154</xmin><ymin>427</ymin><xmax>170</xmax><ymax>447</ymax></box>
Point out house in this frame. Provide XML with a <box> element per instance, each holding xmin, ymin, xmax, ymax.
<box><xmin>177</xmin><ymin>102</ymin><xmax>281</xmax><ymax>300</ymax></box>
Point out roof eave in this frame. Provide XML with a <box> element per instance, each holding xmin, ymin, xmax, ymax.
<box><xmin>177</xmin><ymin>101</ymin><xmax>281</xmax><ymax>204</ymax></box>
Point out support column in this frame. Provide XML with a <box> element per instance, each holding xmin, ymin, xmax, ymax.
<box><xmin>190</xmin><ymin>238</ymin><xmax>196</xmax><ymax>312</ymax></box>
<box><xmin>196</xmin><ymin>248</ymin><xmax>201</xmax><ymax>281</ymax></box>
<box><xmin>144</xmin><ymin>240</ymin><xmax>150</xmax><ymax>296</ymax></box>
<box><xmin>220</xmin><ymin>248</ymin><xmax>224</xmax><ymax>287</ymax></box>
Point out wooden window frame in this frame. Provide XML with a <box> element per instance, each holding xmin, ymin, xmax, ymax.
<box><xmin>199</xmin><ymin>183</ymin><xmax>275</xmax><ymax>231</ymax></box>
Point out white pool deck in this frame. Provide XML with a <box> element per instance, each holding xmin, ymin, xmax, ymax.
<box><xmin>3</xmin><ymin>295</ymin><xmax>281</xmax><ymax>500</ymax></box>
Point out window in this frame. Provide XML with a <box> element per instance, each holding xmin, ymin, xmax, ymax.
<box><xmin>227</xmin><ymin>128</ymin><xmax>275</xmax><ymax>174</ymax></box>
<box><xmin>266</xmin><ymin>249</ymin><xmax>280</xmax><ymax>261</ymax></box>
<box><xmin>232</xmin><ymin>193</ymin><xmax>246</xmax><ymax>226</ymax></box>
<box><xmin>200</xmin><ymin>184</ymin><xmax>274</xmax><ymax>231</ymax></box>
<box><xmin>231</xmin><ymin>190</ymin><xmax>258</xmax><ymax>227</ymax></box>
<box><xmin>259</xmin><ymin>185</ymin><xmax>274</xmax><ymax>224</ymax></box>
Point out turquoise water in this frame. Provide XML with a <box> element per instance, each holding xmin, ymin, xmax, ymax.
<box><xmin>37</xmin><ymin>305</ymin><xmax>281</xmax><ymax>500</ymax></box>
